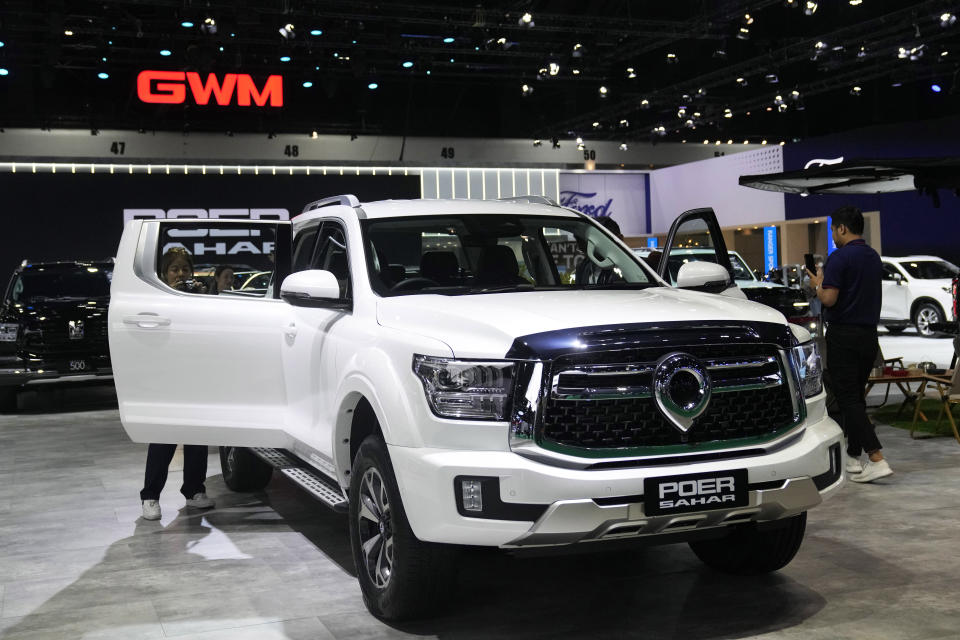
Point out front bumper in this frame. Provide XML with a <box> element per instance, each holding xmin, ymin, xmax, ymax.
<box><xmin>0</xmin><ymin>355</ymin><xmax>113</xmax><ymax>389</ymax></box>
<box><xmin>388</xmin><ymin>413</ymin><xmax>843</xmax><ymax>548</ymax></box>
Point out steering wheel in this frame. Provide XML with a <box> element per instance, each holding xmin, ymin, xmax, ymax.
<box><xmin>585</xmin><ymin>238</ymin><xmax>615</xmax><ymax>269</ymax></box>
<box><xmin>391</xmin><ymin>277</ymin><xmax>440</xmax><ymax>292</ymax></box>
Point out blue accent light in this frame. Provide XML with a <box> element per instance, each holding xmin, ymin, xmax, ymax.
<box><xmin>931</xmin><ymin>83</ymin><xmax>942</xmax><ymax>93</ymax></box>
<box><xmin>302</xmin><ymin>81</ymin><xmax>313</xmax><ymax>88</ymax></box>
<box><xmin>0</xmin><ymin>68</ymin><xmax>8</xmax><ymax>76</ymax></box>
<box><xmin>280</xmin><ymin>55</ymin><xmax>291</xmax><ymax>62</ymax></box>
<box><xmin>449</xmin><ymin>58</ymin><xmax>455</xmax><ymax>62</ymax></box>
<box><xmin>97</xmin><ymin>72</ymin><xmax>109</xmax><ymax>79</ymax></box>
<box><xmin>402</xmin><ymin>61</ymin><xmax>414</xmax><ymax>68</ymax></box>
<box><xmin>180</xmin><ymin>21</ymin><xmax>194</xmax><ymax>28</ymax></box>
<box><xmin>647</xmin><ymin>237</ymin><xmax>658</xmax><ymax>248</ymax></box>
<box><xmin>826</xmin><ymin>217</ymin><xmax>837</xmax><ymax>255</ymax></box>
<box><xmin>763</xmin><ymin>226</ymin><xmax>779</xmax><ymax>272</ymax></box>
<box><xmin>310</xmin><ymin>29</ymin><xmax>323</xmax><ymax>36</ymax></box>
<box><xmin>367</xmin><ymin>82</ymin><xmax>379</xmax><ymax>90</ymax></box>
<box><xmin>0</xmin><ymin>41</ymin><xmax>6</xmax><ymax>47</ymax></box>
<box><xmin>443</xmin><ymin>37</ymin><xmax>455</xmax><ymax>43</ymax></box>
<box><xmin>160</xmin><ymin>48</ymin><xmax>172</xmax><ymax>56</ymax></box>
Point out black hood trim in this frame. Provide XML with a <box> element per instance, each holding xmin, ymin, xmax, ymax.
<box><xmin>505</xmin><ymin>321</ymin><xmax>796</xmax><ymax>360</ymax></box>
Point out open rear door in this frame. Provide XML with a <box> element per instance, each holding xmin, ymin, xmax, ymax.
<box><xmin>658</xmin><ymin>207</ymin><xmax>744</xmax><ymax>299</ymax></box>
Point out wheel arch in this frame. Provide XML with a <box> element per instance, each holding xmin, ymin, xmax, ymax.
<box><xmin>911</xmin><ymin>297</ymin><xmax>944</xmax><ymax>320</ymax></box>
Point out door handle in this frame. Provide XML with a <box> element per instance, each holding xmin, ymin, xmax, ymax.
<box><xmin>123</xmin><ymin>314</ymin><xmax>172</xmax><ymax>329</ymax></box>
<box><xmin>284</xmin><ymin>322</ymin><xmax>298</xmax><ymax>339</ymax></box>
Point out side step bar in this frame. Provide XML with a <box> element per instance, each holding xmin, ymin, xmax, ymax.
<box><xmin>250</xmin><ymin>447</ymin><xmax>348</xmax><ymax>513</ymax></box>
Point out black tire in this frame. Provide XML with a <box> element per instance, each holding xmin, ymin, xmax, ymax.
<box><xmin>0</xmin><ymin>387</ymin><xmax>18</xmax><ymax>412</ymax></box>
<box><xmin>689</xmin><ymin>512</ymin><xmax>807</xmax><ymax>575</ymax></box>
<box><xmin>219</xmin><ymin>446</ymin><xmax>273</xmax><ymax>492</ymax></box>
<box><xmin>884</xmin><ymin>325</ymin><xmax>906</xmax><ymax>335</ymax></box>
<box><xmin>913</xmin><ymin>302</ymin><xmax>944</xmax><ymax>337</ymax></box>
<box><xmin>349</xmin><ymin>435</ymin><xmax>456</xmax><ymax>621</ymax></box>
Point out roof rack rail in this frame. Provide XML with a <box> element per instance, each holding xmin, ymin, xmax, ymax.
<box><xmin>497</xmin><ymin>195</ymin><xmax>560</xmax><ymax>207</ymax></box>
<box><xmin>301</xmin><ymin>194</ymin><xmax>360</xmax><ymax>214</ymax></box>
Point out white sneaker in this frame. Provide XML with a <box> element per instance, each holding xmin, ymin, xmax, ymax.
<box><xmin>185</xmin><ymin>492</ymin><xmax>215</xmax><ymax>509</ymax></box>
<box><xmin>851</xmin><ymin>459</ymin><xmax>893</xmax><ymax>483</ymax></box>
<box><xmin>142</xmin><ymin>500</ymin><xmax>161</xmax><ymax>520</ymax></box>
<box><xmin>845</xmin><ymin>454</ymin><xmax>863</xmax><ymax>474</ymax></box>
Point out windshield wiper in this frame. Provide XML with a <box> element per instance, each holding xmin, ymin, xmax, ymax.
<box><xmin>471</xmin><ymin>283</ymin><xmax>536</xmax><ymax>294</ymax></box>
<box><xmin>581</xmin><ymin>282</ymin><xmax>655</xmax><ymax>290</ymax></box>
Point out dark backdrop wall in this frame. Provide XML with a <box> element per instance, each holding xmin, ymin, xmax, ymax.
<box><xmin>0</xmin><ymin>172</ymin><xmax>419</xmax><ymax>282</ymax></box>
<box><xmin>782</xmin><ymin>114</ymin><xmax>960</xmax><ymax>266</ymax></box>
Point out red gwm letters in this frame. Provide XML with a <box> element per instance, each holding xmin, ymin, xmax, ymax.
<box><xmin>137</xmin><ymin>71</ymin><xmax>283</xmax><ymax>107</ymax></box>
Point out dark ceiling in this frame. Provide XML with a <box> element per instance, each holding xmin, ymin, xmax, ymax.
<box><xmin>0</xmin><ymin>0</ymin><xmax>958</xmax><ymax>144</ymax></box>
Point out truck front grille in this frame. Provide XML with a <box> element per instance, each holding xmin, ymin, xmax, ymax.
<box><xmin>540</xmin><ymin>343</ymin><xmax>798</xmax><ymax>452</ymax></box>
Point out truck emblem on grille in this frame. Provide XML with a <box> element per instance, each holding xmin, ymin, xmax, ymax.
<box><xmin>68</xmin><ymin>320</ymin><xmax>84</xmax><ymax>340</ymax></box>
<box><xmin>653</xmin><ymin>352</ymin><xmax>711</xmax><ymax>433</ymax></box>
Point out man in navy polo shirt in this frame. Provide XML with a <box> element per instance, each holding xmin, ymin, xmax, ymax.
<box><xmin>807</xmin><ymin>206</ymin><xmax>892</xmax><ymax>483</ymax></box>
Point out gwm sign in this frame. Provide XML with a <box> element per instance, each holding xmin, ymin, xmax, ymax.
<box><xmin>137</xmin><ymin>71</ymin><xmax>283</xmax><ymax>107</ymax></box>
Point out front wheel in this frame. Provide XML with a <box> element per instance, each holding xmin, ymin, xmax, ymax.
<box><xmin>689</xmin><ymin>512</ymin><xmax>806</xmax><ymax>575</ymax></box>
<box><xmin>219</xmin><ymin>446</ymin><xmax>273</xmax><ymax>492</ymax></box>
<box><xmin>914</xmin><ymin>302</ymin><xmax>944</xmax><ymax>337</ymax></box>
<box><xmin>349</xmin><ymin>435</ymin><xmax>456</xmax><ymax>621</ymax></box>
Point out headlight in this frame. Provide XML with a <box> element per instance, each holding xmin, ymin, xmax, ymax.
<box><xmin>0</xmin><ymin>323</ymin><xmax>18</xmax><ymax>342</ymax></box>
<box><xmin>413</xmin><ymin>355</ymin><xmax>515</xmax><ymax>420</ymax></box>
<box><xmin>791</xmin><ymin>340</ymin><xmax>823</xmax><ymax>398</ymax></box>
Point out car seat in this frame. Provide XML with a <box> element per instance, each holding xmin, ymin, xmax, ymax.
<box><xmin>420</xmin><ymin>251</ymin><xmax>461</xmax><ymax>285</ymax></box>
<box><xmin>474</xmin><ymin>245</ymin><xmax>528</xmax><ymax>286</ymax></box>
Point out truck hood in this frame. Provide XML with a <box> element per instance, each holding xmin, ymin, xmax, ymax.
<box><xmin>376</xmin><ymin>287</ymin><xmax>785</xmax><ymax>358</ymax></box>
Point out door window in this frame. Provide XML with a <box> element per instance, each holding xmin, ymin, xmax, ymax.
<box><xmin>292</xmin><ymin>225</ymin><xmax>320</xmax><ymax>273</ymax></box>
<box><xmin>155</xmin><ymin>221</ymin><xmax>286</xmax><ymax>298</ymax></box>
<box><xmin>313</xmin><ymin>222</ymin><xmax>351</xmax><ymax>299</ymax></box>
<box><xmin>658</xmin><ymin>208</ymin><xmax>733</xmax><ymax>287</ymax></box>
<box><xmin>882</xmin><ymin>263</ymin><xmax>902</xmax><ymax>281</ymax></box>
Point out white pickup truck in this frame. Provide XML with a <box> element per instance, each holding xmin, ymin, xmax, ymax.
<box><xmin>109</xmin><ymin>195</ymin><xmax>843</xmax><ymax>620</ymax></box>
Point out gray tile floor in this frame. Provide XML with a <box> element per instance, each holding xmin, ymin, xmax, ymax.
<box><xmin>2</xmin><ymin>385</ymin><xmax>960</xmax><ymax>639</ymax></box>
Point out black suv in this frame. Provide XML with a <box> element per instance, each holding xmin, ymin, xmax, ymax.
<box><xmin>0</xmin><ymin>260</ymin><xmax>114</xmax><ymax>409</ymax></box>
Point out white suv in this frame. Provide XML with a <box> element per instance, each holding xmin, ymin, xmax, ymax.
<box><xmin>880</xmin><ymin>255</ymin><xmax>958</xmax><ymax>336</ymax></box>
<box><xmin>109</xmin><ymin>196</ymin><xmax>843</xmax><ymax>620</ymax></box>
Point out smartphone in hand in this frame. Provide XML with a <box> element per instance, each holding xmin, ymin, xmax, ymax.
<box><xmin>804</xmin><ymin>253</ymin><xmax>817</xmax><ymax>274</ymax></box>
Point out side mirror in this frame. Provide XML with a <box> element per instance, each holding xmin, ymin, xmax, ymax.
<box><xmin>676</xmin><ymin>261</ymin><xmax>731</xmax><ymax>293</ymax></box>
<box><xmin>893</xmin><ymin>273</ymin><xmax>904</xmax><ymax>285</ymax></box>
<box><xmin>280</xmin><ymin>270</ymin><xmax>349</xmax><ymax>308</ymax></box>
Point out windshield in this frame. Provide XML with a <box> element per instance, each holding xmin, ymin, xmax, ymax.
<box><xmin>362</xmin><ymin>214</ymin><xmax>654</xmax><ymax>296</ymax></box>
<box><xmin>13</xmin><ymin>267</ymin><xmax>112</xmax><ymax>301</ymax></box>
<box><xmin>898</xmin><ymin>260</ymin><xmax>959</xmax><ymax>280</ymax></box>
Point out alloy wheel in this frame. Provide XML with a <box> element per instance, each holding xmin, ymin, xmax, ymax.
<box><xmin>357</xmin><ymin>467</ymin><xmax>394</xmax><ymax>588</ymax></box>
<box><xmin>917</xmin><ymin>306</ymin><xmax>940</xmax><ymax>336</ymax></box>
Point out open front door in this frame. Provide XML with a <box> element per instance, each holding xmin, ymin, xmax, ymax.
<box><xmin>658</xmin><ymin>207</ymin><xmax>745</xmax><ymax>299</ymax></box>
<box><xmin>109</xmin><ymin>218</ymin><xmax>292</xmax><ymax>446</ymax></box>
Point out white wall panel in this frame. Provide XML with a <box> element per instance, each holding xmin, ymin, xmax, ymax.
<box><xmin>648</xmin><ymin>147</ymin><xmax>785</xmax><ymax>233</ymax></box>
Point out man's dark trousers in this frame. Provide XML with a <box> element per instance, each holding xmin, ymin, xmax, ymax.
<box><xmin>825</xmin><ymin>323</ymin><xmax>881</xmax><ymax>456</ymax></box>
<box><xmin>140</xmin><ymin>444</ymin><xmax>209</xmax><ymax>501</ymax></box>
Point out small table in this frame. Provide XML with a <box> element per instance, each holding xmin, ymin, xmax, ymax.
<box><xmin>864</xmin><ymin>369</ymin><xmax>928</xmax><ymax>421</ymax></box>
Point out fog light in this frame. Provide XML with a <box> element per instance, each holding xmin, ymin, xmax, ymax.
<box><xmin>461</xmin><ymin>479</ymin><xmax>483</xmax><ymax>512</ymax></box>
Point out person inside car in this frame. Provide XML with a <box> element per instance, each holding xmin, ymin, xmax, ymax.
<box><xmin>141</xmin><ymin>247</ymin><xmax>215</xmax><ymax>520</ymax></box>
<box><xmin>213</xmin><ymin>264</ymin><xmax>235</xmax><ymax>295</ymax></box>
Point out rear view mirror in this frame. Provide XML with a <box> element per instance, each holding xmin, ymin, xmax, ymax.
<box><xmin>280</xmin><ymin>270</ymin><xmax>348</xmax><ymax>308</ymax></box>
<box><xmin>676</xmin><ymin>261</ymin><xmax>731</xmax><ymax>293</ymax></box>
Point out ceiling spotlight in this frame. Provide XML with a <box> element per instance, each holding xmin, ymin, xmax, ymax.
<box><xmin>64</xmin><ymin>29</ymin><xmax>75</xmax><ymax>36</ymax></box>
<box><xmin>311</xmin><ymin>130</ymin><xmax>318</xmax><ymax>139</ymax></box>
<box><xmin>736</xmin><ymin>77</ymin><xmax>748</xmax><ymax>87</ymax></box>
<box><xmin>703</xmin><ymin>140</ymin><xmax>709</xmax><ymax>144</ymax></box>
<box><xmin>780</xmin><ymin>141</ymin><xmax>786</xmax><ymax>145</ymax></box>
<box><xmin>941</xmin><ymin>13</ymin><xmax>956</xmax><ymax>27</ymax></box>
<box><xmin>723</xmin><ymin>108</ymin><xmax>733</xmax><ymax>118</ymax></box>
<box><xmin>774</xmin><ymin>94</ymin><xmax>785</xmax><ymax>105</ymax></box>
<box><xmin>302</xmin><ymin>81</ymin><xmax>314</xmax><ymax>88</ymax></box>
<box><xmin>713</xmin><ymin>48</ymin><xmax>728</xmax><ymax>59</ymax></box>
<box><xmin>443</xmin><ymin>36</ymin><xmax>455</xmax><ymax>43</ymax></box>
<box><xmin>761</xmin><ymin>139</ymin><xmax>768</xmax><ymax>144</ymax></box>
<box><xmin>849</xmin><ymin>0</ymin><xmax>862</xmax><ymax>4</ymax></box>
<box><xmin>0</xmin><ymin>68</ymin><xmax>8</xmax><ymax>76</ymax></box>
<box><xmin>677</xmin><ymin>107</ymin><xmax>687</xmax><ymax>118</ymax></box>
<box><xmin>814</xmin><ymin>41</ymin><xmax>828</xmax><ymax>52</ymax></box>
<box><xmin>402</xmin><ymin>61</ymin><xmax>413</xmax><ymax>68</ymax></box>
<box><xmin>97</xmin><ymin>72</ymin><xmax>109</xmax><ymax>79</ymax></box>
<box><xmin>519</xmin><ymin>12</ymin><xmax>534</xmax><ymax>27</ymax></box>
<box><xmin>640</xmin><ymin>98</ymin><xmax>650</xmax><ymax>109</ymax></box>
<box><xmin>572</xmin><ymin>68</ymin><xmax>581</xmax><ymax>75</ymax></box>
<box><xmin>666</xmin><ymin>52</ymin><xmax>678</xmax><ymax>63</ymax></box>
<box><xmin>626</xmin><ymin>67</ymin><xmax>636</xmax><ymax>79</ymax></box>
<box><xmin>932</xmin><ymin>83</ymin><xmax>943</xmax><ymax>92</ymax></box>
<box><xmin>727</xmin><ymin>140</ymin><xmax>733</xmax><ymax>145</ymax></box>
<box><xmin>179</xmin><ymin>22</ymin><xmax>192</xmax><ymax>29</ymax></box>
<box><xmin>778</xmin><ymin>103</ymin><xmax>788</xmax><ymax>113</ymax></box>
<box><xmin>598</xmin><ymin>85</ymin><xmax>608</xmax><ymax>97</ymax></box>
<box><xmin>858</xmin><ymin>45</ymin><xmax>868</xmax><ymax>58</ymax></box>
<box><xmin>367</xmin><ymin>82</ymin><xmax>379</xmax><ymax>90</ymax></box>
<box><xmin>652</xmin><ymin>125</ymin><xmax>667</xmax><ymax>136</ymax></box>
<box><xmin>765</xmin><ymin>73</ymin><xmax>779</xmax><ymax>84</ymax></box>
<box><xmin>577</xmin><ymin>142</ymin><xmax>585</xmax><ymax>151</ymax></box>
<box><xmin>941</xmin><ymin>50</ymin><xmax>949</xmax><ymax>57</ymax></box>
<box><xmin>619</xmin><ymin>119</ymin><xmax>629</xmax><ymax>127</ymax></box>
<box><xmin>310</xmin><ymin>29</ymin><xmax>323</xmax><ymax>36</ymax></box>
<box><xmin>744</xmin><ymin>13</ymin><xmax>754</xmax><ymax>25</ymax></box>
<box><xmin>804</xmin><ymin>2</ymin><xmax>818</xmax><ymax>15</ymax></box>
<box><xmin>790</xmin><ymin>89</ymin><xmax>801</xmax><ymax>100</ymax></box>
<box><xmin>592</xmin><ymin>121</ymin><xmax>601</xmax><ymax>128</ymax></box>
<box><xmin>683</xmin><ymin>119</ymin><xmax>695</xmax><ymax>128</ymax></box>
<box><xmin>619</xmin><ymin>142</ymin><xmax>628</xmax><ymax>151</ymax></box>
<box><xmin>784</xmin><ymin>0</ymin><xmax>797</xmax><ymax>6</ymax></box>
<box><xmin>521</xmin><ymin>83</ymin><xmax>534</xmax><ymax>96</ymax></box>
<box><xmin>572</xmin><ymin>42</ymin><xmax>583</xmax><ymax>57</ymax></box>
<box><xmin>737</xmin><ymin>27</ymin><xmax>750</xmax><ymax>40</ymax></box>
<box><xmin>549</xmin><ymin>61</ymin><xmax>560</xmax><ymax>76</ymax></box>
<box><xmin>533</xmin><ymin>139</ymin><xmax>542</xmax><ymax>147</ymax></box>
<box><xmin>695</xmin><ymin>87</ymin><xmax>706</xmax><ymax>98</ymax></box>
<box><xmin>201</xmin><ymin>17</ymin><xmax>217</xmax><ymax>35</ymax></box>
<box><xmin>575</xmin><ymin>136</ymin><xmax>583</xmax><ymax>145</ymax></box>
<box><xmin>850</xmin><ymin>85</ymin><xmax>862</xmax><ymax>95</ymax></box>
<box><xmin>280</xmin><ymin>55</ymin><xmax>291</xmax><ymax>62</ymax></box>
<box><xmin>279</xmin><ymin>23</ymin><xmax>296</xmax><ymax>39</ymax></box>
<box><xmin>160</xmin><ymin>49</ymin><xmax>172</xmax><ymax>56</ymax></box>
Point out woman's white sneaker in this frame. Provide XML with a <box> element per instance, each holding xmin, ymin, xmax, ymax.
<box><xmin>845</xmin><ymin>454</ymin><xmax>863</xmax><ymax>474</ymax></box>
<box><xmin>851</xmin><ymin>459</ymin><xmax>893</xmax><ymax>483</ymax></box>
<box><xmin>186</xmin><ymin>492</ymin><xmax>215</xmax><ymax>509</ymax></box>
<box><xmin>142</xmin><ymin>500</ymin><xmax>161</xmax><ymax>520</ymax></box>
